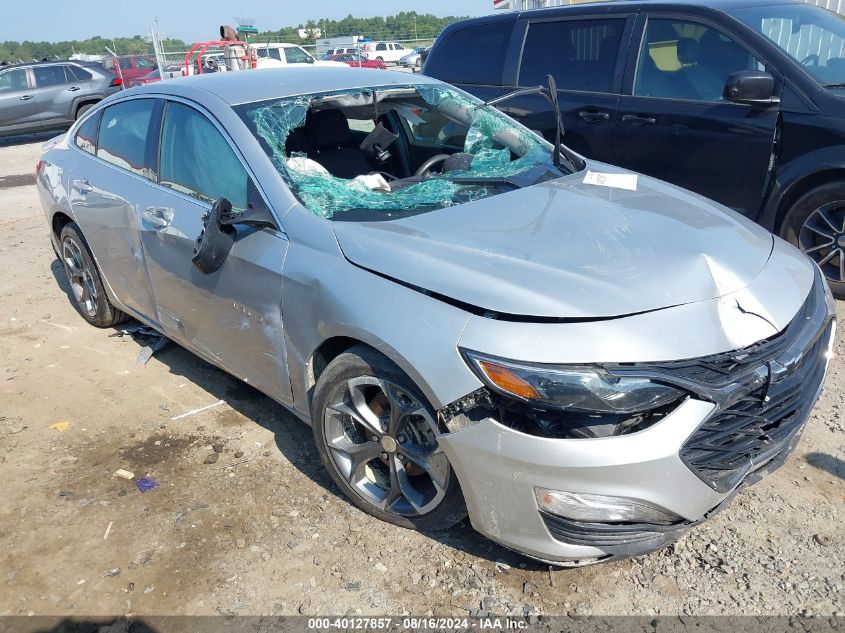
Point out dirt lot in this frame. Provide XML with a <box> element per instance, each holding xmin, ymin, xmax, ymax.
<box><xmin>0</xmin><ymin>134</ymin><xmax>843</xmax><ymax>619</ymax></box>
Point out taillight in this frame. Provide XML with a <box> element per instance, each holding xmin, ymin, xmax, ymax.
<box><xmin>110</xmin><ymin>77</ymin><xmax>122</xmax><ymax>87</ymax></box>
<box><xmin>35</xmin><ymin>159</ymin><xmax>45</xmax><ymax>177</ymax></box>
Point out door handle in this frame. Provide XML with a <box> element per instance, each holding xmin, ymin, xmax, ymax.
<box><xmin>19</xmin><ymin>94</ymin><xmax>33</xmax><ymax>101</ymax></box>
<box><xmin>68</xmin><ymin>86</ymin><xmax>81</xmax><ymax>92</ymax></box>
<box><xmin>621</xmin><ymin>114</ymin><xmax>657</xmax><ymax>125</ymax></box>
<box><xmin>142</xmin><ymin>207</ymin><xmax>173</xmax><ymax>230</ymax></box>
<box><xmin>71</xmin><ymin>178</ymin><xmax>93</xmax><ymax>194</ymax></box>
<box><xmin>578</xmin><ymin>111</ymin><xmax>610</xmax><ymax>123</ymax></box>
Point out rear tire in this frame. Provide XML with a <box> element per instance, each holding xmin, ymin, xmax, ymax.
<box><xmin>59</xmin><ymin>222</ymin><xmax>130</xmax><ymax>327</ymax></box>
<box><xmin>75</xmin><ymin>103</ymin><xmax>94</xmax><ymax>121</ymax></box>
<box><xmin>780</xmin><ymin>181</ymin><xmax>845</xmax><ymax>299</ymax></box>
<box><xmin>311</xmin><ymin>345</ymin><xmax>466</xmax><ymax>531</ymax></box>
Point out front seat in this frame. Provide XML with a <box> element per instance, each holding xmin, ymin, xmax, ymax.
<box><xmin>306</xmin><ymin>109</ymin><xmax>371</xmax><ymax>179</ymax></box>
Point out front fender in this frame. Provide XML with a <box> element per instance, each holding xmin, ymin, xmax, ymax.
<box><xmin>280</xmin><ymin>208</ymin><xmax>480</xmax><ymax>420</ymax></box>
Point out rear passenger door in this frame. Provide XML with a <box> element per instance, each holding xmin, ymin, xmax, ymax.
<box><xmin>68</xmin><ymin>97</ymin><xmax>160</xmax><ymax>321</ymax></box>
<box><xmin>612</xmin><ymin>14</ymin><xmax>780</xmax><ymax>213</ymax></box>
<box><xmin>497</xmin><ymin>15</ymin><xmax>633</xmax><ymax>163</ymax></box>
<box><xmin>32</xmin><ymin>65</ymin><xmax>76</xmax><ymax>125</ymax></box>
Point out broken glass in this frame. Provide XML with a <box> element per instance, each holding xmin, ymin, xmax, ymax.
<box><xmin>243</xmin><ymin>84</ymin><xmax>557</xmax><ymax>219</ymax></box>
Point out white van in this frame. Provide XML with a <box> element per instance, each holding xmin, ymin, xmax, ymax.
<box><xmin>253</xmin><ymin>43</ymin><xmax>347</xmax><ymax>68</ymax></box>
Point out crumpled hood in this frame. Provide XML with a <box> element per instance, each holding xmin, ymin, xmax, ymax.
<box><xmin>332</xmin><ymin>167</ymin><xmax>775</xmax><ymax>319</ymax></box>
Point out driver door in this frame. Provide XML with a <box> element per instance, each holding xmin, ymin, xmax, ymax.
<box><xmin>138</xmin><ymin>99</ymin><xmax>291</xmax><ymax>404</ymax></box>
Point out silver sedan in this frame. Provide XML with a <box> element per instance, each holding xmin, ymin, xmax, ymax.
<box><xmin>36</xmin><ymin>68</ymin><xmax>836</xmax><ymax>566</ymax></box>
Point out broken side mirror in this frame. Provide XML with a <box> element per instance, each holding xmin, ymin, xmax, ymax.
<box><xmin>192</xmin><ymin>198</ymin><xmax>236</xmax><ymax>275</ymax></box>
<box><xmin>724</xmin><ymin>71</ymin><xmax>779</xmax><ymax>105</ymax></box>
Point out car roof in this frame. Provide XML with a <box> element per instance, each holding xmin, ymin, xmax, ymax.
<box><xmin>447</xmin><ymin>0</ymin><xmax>803</xmax><ymax>25</ymax></box>
<box><xmin>125</xmin><ymin>67</ymin><xmax>442</xmax><ymax>106</ymax></box>
<box><xmin>0</xmin><ymin>59</ymin><xmax>89</xmax><ymax>71</ymax></box>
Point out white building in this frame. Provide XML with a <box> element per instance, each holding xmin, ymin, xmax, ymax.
<box><xmin>494</xmin><ymin>0</ymin><xmax>845</xmax><ymax>12</ymax></box>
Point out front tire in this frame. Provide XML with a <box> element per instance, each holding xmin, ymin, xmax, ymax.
<box><xmin>780</xmin><ymin>182</ymin><xmax>845</xmax><ymax>299</ymax></box>
<box><xmin>59</xmin><ymin>222</ymin><xmax>129</xmax><ymax>327</ymax></box>
<box><xmin>311</xmin><ymin>345</ymin><xmax>466</xmax><ymax>531</ymax></box>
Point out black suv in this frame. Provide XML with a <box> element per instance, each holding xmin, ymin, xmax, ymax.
<box><xmin>424</xmin><ymin>0</ymin><xmax>845</xmax><ymax>297</ymax></box>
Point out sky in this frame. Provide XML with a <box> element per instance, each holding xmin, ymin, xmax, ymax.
<box><xmin>2</xmin><ymin>0</ymin><xmax>492</xmax><ymax>43</ymax></box>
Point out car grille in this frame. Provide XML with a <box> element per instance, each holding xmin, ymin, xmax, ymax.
<box><xmin>676</xmin><ymin>278</ymin><xmax>833</xmax><ymax>493</ymax></box>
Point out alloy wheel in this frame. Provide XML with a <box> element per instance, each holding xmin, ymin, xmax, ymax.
<box><xmin>323</xmin><ymin>376</ymin><xmax>449</xmax><ymax>516</ymax></box>
<box><xmin>799</xmin><ymin>201</ymin><xmax>845</xmax><ymax>284</ymax></box>
<box><xmin>62</xmin><ymin>236</ymin><xmax>98</xmax><ymax>317</ymax></box>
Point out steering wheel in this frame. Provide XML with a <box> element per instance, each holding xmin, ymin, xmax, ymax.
<box><xmin>414</xmin><ymin>154</ymin><xmax>451</xmax><ymax>177</ymax></box>
<box><xmin>801</xmin><ymin>53</ymin><xmax>819</xmax><ymax>67</ymax></box>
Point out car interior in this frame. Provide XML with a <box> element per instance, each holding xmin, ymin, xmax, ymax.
<box><xmin>636</xmin><ymin>22</ymin><xmax>761</xmax><ymax>101</ymax></box>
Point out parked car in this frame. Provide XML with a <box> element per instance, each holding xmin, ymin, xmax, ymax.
<box><xmin>0</xmin><ymin>60</ymin><xmax>121</xmax><ymax>137</ymax></box>
<box><xmin>369</xmin><ymin>41</ymin><xmax>408</xmax><ymax>64</ymax></box>
<box><xmin>124</xmin><ymin>68</ymin><xmax>162</xmax><ymax>88</ymax></box>
<box><xmin>398</xmin><ymin>47</ymin><xmax>427</xmax><ymax>68</ymax></box>
<box><xmin>103</xmin><ymin>55</ymin><xmax>157</xmax><ymax>84</ymax></box>
<box><xmin>327</xmin><ymin>54</ymin><xmax>386</xmax><ymax>69</ymax></box>
<box><xmin>36</xmin><ymin>68</ymin><xmax>836</xmax><ymax>566</ymax></box>
<box><xmin>253</xmin><ymin>43</ymin><xmax>348</xmax><ymax>68</ymax></box>
<box><xmin>425</xmin><ymin>0</ymin><xmax>845</xmax><ymax>298</ymax></box>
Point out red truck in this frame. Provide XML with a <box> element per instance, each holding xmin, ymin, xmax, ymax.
<box><xmin>103</xmin><ymin>55</ymin><xmax>157</xmax><ymax>85</ymax></box>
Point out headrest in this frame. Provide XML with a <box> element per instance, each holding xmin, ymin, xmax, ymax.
<box><xmin>677</xmin><ymin>38</ymin><xmax>701</xmax><ymax>65</ymax></box>
<box><xmin>307</xmin><ymin>109</ymin><xmax>351</xmax><ymax>147</ymax></box>
<box><xmin>285</xmin><ymin>127</ymin><xmax>312</xmax><ymax>155</ymax></box>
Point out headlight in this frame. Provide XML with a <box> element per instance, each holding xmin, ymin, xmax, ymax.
<box><xmin>462</xmin><ymin>351</ymin><xmax>683</xmax><ymax>414</ymax></box>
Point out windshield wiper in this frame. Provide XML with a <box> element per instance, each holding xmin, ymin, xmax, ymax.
<box><xmin>475</xmin><ymin>74</ymin><xmax>578</xmax><ymax>173</ymax></box>
<box><xmin>823</xmin><ymin>83</ymin><xmax>845</xmax><ymax>88</ymax></box>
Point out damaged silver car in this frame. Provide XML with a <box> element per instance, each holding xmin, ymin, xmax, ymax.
<box><xmin>37</xmin><ymin>68</ymin><xmax>837</xmax><ymax>565</ymax></box>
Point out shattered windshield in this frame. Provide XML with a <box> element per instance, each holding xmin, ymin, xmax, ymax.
<box><xmin>235</xmin><ymin>84</ymin><xmax>566</xmax><ymax>219</ymax></box>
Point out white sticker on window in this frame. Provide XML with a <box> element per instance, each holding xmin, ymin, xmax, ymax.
<box><xmin>583</xmin><ymin>170</ymin><xmax>638</xmax><ymax>191</ymax></box>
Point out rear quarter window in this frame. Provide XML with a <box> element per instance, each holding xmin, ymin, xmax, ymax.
<box><xmin>425</xmin><ymin>21</ymin><xmax>512</xmax><ymax>85</ymax></box>
<box><xmin>74</xmin><ymin>110</ymin><xmax>101</xmax><ymax>155</ymax></box>
<box><xmin>96</xmin><ymin>99</ymin><xmax>156</xmax><ymax>178</ymax></box>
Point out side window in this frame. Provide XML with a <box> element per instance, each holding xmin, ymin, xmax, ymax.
<box><xmin>424</xmin><ymin>22</ymin><xmax>512</xmax><ymax>85</ymax></box>
<box><xmin>33</xmin><ymin>65</ymin><xmax>68</xmax><ymax>88</ymax></box>
<box><xmin>119</xmin><ymin>58</ymin><xmax>133</xmax><ymax>70</ymax></box>
<box><xmin>0</xmin><ymin>69</ymin><xmax>28</xmax><ymax>93</ymax></box>
<box><xmin>395</xmin><ymin>43</ymin><xmax>405</xmax><ymax>50</ymax></box>
<box><xmin>284</xmin><ymin>47</ymin><xmax>311</xmax><ymax>64</ymax></box>
<box><xmin>376</xmin><ymin>43</ymin><xmax>387</xmax><ymax>51</ymax></box>
<box><xmin>67</xmin><ymin>65</ymin><xmax>93</xmax><ymax>81</ymax></box>
<box><xmin>75</xmin><ymin>110</ymin><xmax>101</xmax><ymax>155</ymax></box>
<box><xmin>634</xmin><ymin>18</ymin><xmax>765</xmax><ymax>101</ymax></box>
<box><xmin>159</xmin><ymin>101</ymin><xmax>249</xmax><ymax>211</ymax></box>
<box><xmin>394</xmin><ymin>106</ymin><xmax>469</xmax><ymax>149</ymax></box>
<box><xmin>136</xmin><ymin>58</ymin><xmax>156</xmax><ymax>69</ymax></box>
<box><xmin>97</xmin><ymin>99</ymin><xmax>156</xmax><ymax>177</ymax></box>
<box><xmin>520</xmin><ymin>19</ymin><xmax>625</xmax><ymax>92</ymax></box>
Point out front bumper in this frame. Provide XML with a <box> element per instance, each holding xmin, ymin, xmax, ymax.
<box><xmin>440</xmin><ymin>265</ymin><xmax>836</xmax><ymax>565</ymax></box>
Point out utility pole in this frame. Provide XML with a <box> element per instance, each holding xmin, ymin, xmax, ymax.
<box><xmin>414</xmin><ymin>15</ymin><xmax>418</xmax><ymax>41</ymax></box>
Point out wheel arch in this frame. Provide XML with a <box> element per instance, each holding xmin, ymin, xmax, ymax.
<box><xmin>73</xmin><ymin>97</ymin><xmax>101</xmax><ymax>119</ymax></box>
<box><xmin>774</xmin><ymin>168</ymin><xmax>845</xmax><ymax>236</ymax></box>
<box><xmin>52</xmin><ymin>210</ymin><xmax>75</xmax><ymax>240</ymax></box>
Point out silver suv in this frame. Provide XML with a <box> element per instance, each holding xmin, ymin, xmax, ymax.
<box><xmin>0</xmin><ymin>61</ymin><xmax>120</xmax><ymax>137</ymax></box>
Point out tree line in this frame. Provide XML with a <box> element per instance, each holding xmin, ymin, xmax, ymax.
<box><xmin>1</xmin><ymin>12</ymin><xmax>468</xmax><ymax>62</ymax></box>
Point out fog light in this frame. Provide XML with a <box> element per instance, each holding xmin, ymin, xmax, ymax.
<box><xmin>534</xmin><ymin>488</ymin><xmax>681</xmax><ymax>525</ymax></box>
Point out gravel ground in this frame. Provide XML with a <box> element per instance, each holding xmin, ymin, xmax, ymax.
<box><xmin>0</xmin><ymin>134</ymin><xmax>842</xmax><ymax>618</ymax></box>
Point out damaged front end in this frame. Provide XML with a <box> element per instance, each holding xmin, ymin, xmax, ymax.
<box><xmin>433</xmin><ymin>267</ymin><xmax>835</xmax><ymax>565</ymax></box>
